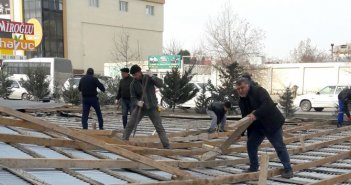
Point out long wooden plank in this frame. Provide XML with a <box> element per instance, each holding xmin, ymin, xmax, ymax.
<box><xmin>306</xmin><ymin>173</ymin><xmax>351</xmax><ymax>185</ymax></box>
<box><xmin>200</xmin><ymin>117</ymin><xmax>252</xmax><ymax>161</ymax></box>
<box><xmin>0</xmin><ymin>106</ymin><xmax>193</xmax><ymax>180</ymax></box>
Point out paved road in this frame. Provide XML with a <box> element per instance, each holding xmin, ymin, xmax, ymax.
<box><xmin>0</xmin><ymin>98</ymin><xmax>64</xmax><ymax>110</ymax></box>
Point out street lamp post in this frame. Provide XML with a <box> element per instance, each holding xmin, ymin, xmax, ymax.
<box><xmin>331</xmin><ymin>43</ymin><xmax>334</xmax><ymax>61</ymax></box>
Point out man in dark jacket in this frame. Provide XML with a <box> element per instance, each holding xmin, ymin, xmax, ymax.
<box><xmin>78</xmin><ymin>68</ymin><xmax>105</xmax><ymax>130</ymax></box>
<box><xmin>207</xmin><ymin>101</ymin><xmax>231</xmax><ymax>133</ymax></box>
<box><xmin>337</xmin><ymin>88</ymin><xmax>351</xmax><ymax>127</ymax></box>
<box><xmin>122</xmin><ymin>65</ymin><xmax>170</xmax><ymax>149</ymax></box>
<box><xmin>235</xmin><ymin>78</ymin><xmax>293</xmax><ymax>178</ymax></box>
<box><xmin>115</xmin><ymin>68</ymin><xmax>133</xmax><ymax>128</ymax></box>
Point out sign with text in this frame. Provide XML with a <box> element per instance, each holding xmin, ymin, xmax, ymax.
<box><xmin>0</xmin><ymin>38</ymin><xmax>35</xmax><ymax>51</ymax></box>
<box><xmin>148</xmin><ymin>55</ymin><xmax>181</xmax><ymax>69</ymax></box>
<box><xmin>0</xmin><ymin>20</ymin><xmax>34</xmax><ymax>35</ymax></box>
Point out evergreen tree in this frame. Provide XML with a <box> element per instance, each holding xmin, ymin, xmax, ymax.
<box><xmin>52</xmin><ymin>81</ymin><xmax>61</xmax><ymax>102</ymax></box>
<box><xmin>0</xmin><ymin>67</ymin><xmax>12</xmax><ymax>99</ymax></box>
<box><xmin>208</xmin><ymin>62</ymin><xmax>243</xmax><ymax>106</ymax></box>
<box><xmin>160</xmin><ymin>66</ymin><xmax>199</xmax><ymax>112</ymax></box>
<box><xmin>62</xmin><ymin>79</ymin><xmax>81</xmax><ymax>105</ymax></box>
<box><xmin>22</xmin><ymin>66</ymin><xmax>51</xmax><ymax>101</ymax></box>
<box><xmin>195</xmin><ymin>83</ymin><xmax>209</xmax><ymax>114</ymax></box>
<box><xmin>279</xmin><ymin>87</ymin><xmax>297</xmax><ymax>118</ymax></box>
<box><xmin>98</xmin><ymin>76</ymin><xmax>120</xmax><ymax>106</ymax></box>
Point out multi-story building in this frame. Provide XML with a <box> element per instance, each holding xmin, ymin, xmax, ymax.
<box><xmin>1</xmin><ymin>0</ymin><xmax>165</xmax><ymax>74</ymax></box>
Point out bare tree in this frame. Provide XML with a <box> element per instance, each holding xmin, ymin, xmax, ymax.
<box><xmin>291</xmin><ymin>38</ymin><xmax>328</xmax><ymax>63</ymax></box>
<box><xmin>163</xmin><ymin>38</ymin><xmax>183</xmax><ymax>55</ymax></box>
<box><xmin>205</xmin><ymin>2</ymin><xmax>265</xmax><ymax>65</ymax></box>
<box><xmin>112</xmin><ymin>28</ymin><xmax>139</xmax><ymax>67</ymax></box>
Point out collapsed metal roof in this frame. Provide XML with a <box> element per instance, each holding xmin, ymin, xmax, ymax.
<box><xmin>0</xmin><ymin>106</ymin><xmax>350</xmax><ymax>185</ymax></box>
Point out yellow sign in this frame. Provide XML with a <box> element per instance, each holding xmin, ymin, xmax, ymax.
<box><xmin>25</xmin><ymin>18</ymin><xmax>43</xmax><ymax>47</ymax></box>
<box><xmin>0</xmin><ymin>38</ymin><xmax>35</xmax><ymax>51</ymax></box>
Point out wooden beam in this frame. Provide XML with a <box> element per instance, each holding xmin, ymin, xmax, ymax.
<box><xmin>200</xmin><ymin>117</ymin><xmax>252</xmax><ymax>161</ymax></box>
<box><xmin>0</xmin><ymin>133</ymin><xmax>206</xmax><ymax>157</ymax></box>
<box><xmin>258</xmin><ymin>154</ymin><xmax>269</xmax><ymax>185</ymax></box>
<box><xmin>0</xmin><ymin>107</ymin><xmax>193</xmax><ymax>180</ymax></box>
<box><xmin>306</xmin><ymin>173</ymin><xmax>351</xmax><ymax>185</ymax></box>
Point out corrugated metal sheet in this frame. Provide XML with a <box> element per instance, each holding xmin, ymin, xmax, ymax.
<box><xmin>21</xmin><ymin>144</ymin><xmax>69</xmax><ymax>159</ymax></box>
<box><xmin>0</xmin><ymin>126</ymin><xmax>19</xmax><ymax>135</ymax></box>
<box><xmin>60</xmin><ymin>148</ymin><xmax>98</xmax><ymax>159</ymax></box>
<box><xmin>28</xmin><ymin>170</ymin><xmax>89</xmax><ymax>185</ymax></box>
<box><xmin>0</xmin><ymin>142</ymin><xmax>32</xmax><ymax>158</ymax></box>
<box><xmin>96</xmin><ymin>151</ymin><xmax>126</xmax><ymax>160</ymax></box>
<box><xmin>112</xmin><ymin>169</ymin><xmax>157</xmax><ymax>183</ymax></box>
<box><xmin>75</xmin><ymin>170</ymin><xmax>127</xmax><ymax>184</ymax></box>
<box><xmin>22</xmin><ymin>130</ymin><xmax>52</xmax><ymax>138</ymax></box>
<box><xmin>145</xmin><ymin>170</ymin><xmax>172</xmax><ymax>180</ymax></box>
<box><xmin>0</xmin><ymin>169</ymin><xmax>31</xmax><ymax>185</ymax></box>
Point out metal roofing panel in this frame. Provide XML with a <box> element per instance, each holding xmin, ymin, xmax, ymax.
<box><xmin>0</xmin><ymin>126</ymin><xmax>19</xmax><ymax>135</ymax></box>
<box><xmin>0</xmin><ymin>169</ymin><xmax>31</xmax><ymax>185</ymax></box>
<box><xmin>28</xmin><ymin>170</ymin><xmax>89</xmax><ymax>185</ymax></box>
<box><xmin>76</xmin><ymin>170</ymin><xmax>127</xmax><ymax>184</ymax></box>
<box><xmin>0</xmin><ymin>142</ymin><xmax>32</xmax><ymax>158</ymax></box>
<box><xmin>96</xmin><ymin>151</ymin><xmax>126</xmax><ymax>160</ymax></box>
<box><xmin>60</xmin><ymin>148</ymin><xmax>98</xmax><ymax>159</ymax></box>
<box><xmin>112</xmin><ymin>169</ymin><xmax>157</xmax><ymax>183</ymax></box>
<box><xmin>22</xmin><ymin>130</ymin><xmax>52</xmax><ymax>138</ymax></box>
<box><xmin>21</xmin><ymin>144</ymin><xmax>69</xmax><ymax>159</ymax></box>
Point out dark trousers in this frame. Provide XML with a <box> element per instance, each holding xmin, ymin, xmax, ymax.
<box><xmin>122</xmin><ymin>107</ymin><xmax>170</xmax><ymax>148</ymax></box>
<box><xmin>82</xmin><ymin>97</ymin><xmax>103</xmax><ymax>129</ymax></box>
<box><xmin>121</xmin><ymin>98</ymin><xmax>132</xmax><ymax>128</ymax></box>
<box><xmin>338</xmin><ymin>99</ymin><xmax>345</xmax><ymax>126</ymax></box>
<box><xmin>247</xmin><ymin>127</ymin><xmax>292</xmax><ymax>170</ymax></box>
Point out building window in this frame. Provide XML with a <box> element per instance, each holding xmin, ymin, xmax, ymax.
<box><xmin>89</xmin><ymin>0</ymin><xmax>99</xmax><ymax>7</ymax></box>
<box><xmin>146</xmin><ymin>5</ymin><xmax>154</xmax><ymax>16</ymax></box>
<box><xmin>119</xmin><ymin>1</ymin><xmax>128</xmax><ymax>12</ymax></box>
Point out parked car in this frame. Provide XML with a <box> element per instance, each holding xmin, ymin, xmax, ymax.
<box><xmin>294</xmin><ymin>85</ymin><xmax>349</xmax><ymax>112</ymax></box>
<box><xmin>6</xmin><ymin>79</ymin><xmax>29</xmax><ymax>100</ymax></box>
<box><xmin>156</xmin><ymin>82</ymin><xmax>212</xmax><ymax>109</ymax></box>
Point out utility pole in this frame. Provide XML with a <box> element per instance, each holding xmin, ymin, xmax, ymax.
<box><xmin>331</xmin><ymin>43</ymin><xmax>334</xmax><ymax>61</ymax></box>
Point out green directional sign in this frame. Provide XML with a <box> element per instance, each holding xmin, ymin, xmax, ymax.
<box><xmin>148</xmin><ymin>55</ymin><xmax>181</xmax><ymax>69</ymax></box>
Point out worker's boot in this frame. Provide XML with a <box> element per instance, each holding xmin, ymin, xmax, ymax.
<box><xmin>281</xmin><ymin>168</ymin><xmax>293</xmax><ymax>179</ymax></box>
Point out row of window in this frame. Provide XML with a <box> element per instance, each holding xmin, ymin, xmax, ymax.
<box><xmin>89</xmin><ymin>0</ymin><xmax>155</xmax><ymax>16</ymax></box>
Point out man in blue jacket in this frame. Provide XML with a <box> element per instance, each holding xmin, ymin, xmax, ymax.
<box><xmin>207</xmin><ymin>101</ymin><xmax>231</xmax><ymax>133</ymax></box>
<box><xmin>236</xmin><ymin>77</ymin><xmax>293</xmax><ymax>178</ymax></box>
<box><xmin>337</xmin><ymin>88</ymin><xmax>351</xmax><ymax>127</ymax></box>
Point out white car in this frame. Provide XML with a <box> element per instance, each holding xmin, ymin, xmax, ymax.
<box><xmin>7</xmin><ymin>79</ymin><xmax>29</xmax><ymax>100</ymax></box>
<box><xmin>156</xmin><ymin>82</ymin><xmax>212</xmax><ymax>109</ymax></box>
<box><xmin>294</xmin><ymin>85</ymin><xmax>349</xmax><ymax>112</ymax></box>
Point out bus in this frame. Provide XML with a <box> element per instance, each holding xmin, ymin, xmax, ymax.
<box><xmin>2</xmin><ymin>58</ymin><xmax>73</xmax><ymax>97</ymax></box>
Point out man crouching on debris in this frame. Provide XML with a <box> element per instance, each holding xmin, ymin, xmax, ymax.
<box><xmin>122</xmin><ymin>65</ymin><xmax>170</xmax><ymax>149</ymax></box>
<box><xmin>235</xmin><ymin>78</ymin><xmax>293</xmax><ymax>178</ymax></box>
<box><xmin>207</xmin><ymin>101</ymin><xmax>231</xmax><ymax>133</ymax></box>
<box><xmin>337</xmin><ymin>87</ymin><xmax>351</xmax><ymax>127</ymax></box>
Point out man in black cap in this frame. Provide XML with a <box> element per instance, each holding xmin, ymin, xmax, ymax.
<box><xmin>78</xmin><ymin>68</ymin><xmax>105</xmax><ymax>130</ymax></box>
<box><xmin>122</xmin><ymin>64</ymin><xmax>170</xmax><ymax>149</ymax></box>
<box><xmin>115</xmin><ymin>68</ymin><xmax>133</xmax><ymax>128</ymax></box>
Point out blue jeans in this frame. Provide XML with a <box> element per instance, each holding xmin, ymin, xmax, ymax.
<box><xmin>82</xmin><ymin>97</ymin><xmax>103</xmax><ymax>129</ymax></box>
<box><xmin>121</xmin><ymin>98</ymin><xmax>132</xmax><ymax>128</ymax></box>
<box><xmin>247</xmin><ymin>126</ymin><xmax>292</xmax><ymax>171</ymax></box>
<box><xmin>338</xmin><ymin>99</ymin><xmax>344</xmax><ymax>126</ymax></box>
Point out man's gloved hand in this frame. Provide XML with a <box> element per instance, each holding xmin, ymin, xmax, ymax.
<box><xmin>137</xmin><ymin>101</ymin><xmax>144</xmax><ymax>107</ymax></box>
<box><xmin>114</xmin><ymin>99</ymin><xmax>120</xmax><ymax>105</ymax></box>
<box><xmin>147</xmin><ymin>70</ymin><xmax>153</xmax><ymax>77</ymax></box>
<box><xmin>347</xmin><ymin>116</ymin><xmax>351</xmax><ymax>122</ymax></box>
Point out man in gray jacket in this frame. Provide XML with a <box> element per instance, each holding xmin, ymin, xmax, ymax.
<box><xmin>122</xmin><ymin>65</ymin><xmax>170</xmax><ymax>149</ymax></box>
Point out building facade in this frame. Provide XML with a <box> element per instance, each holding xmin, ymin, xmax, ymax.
<box><xmin>1</xmin><ymin>0</ymin><xmax>165</xmax><ymax>74</ymax></box>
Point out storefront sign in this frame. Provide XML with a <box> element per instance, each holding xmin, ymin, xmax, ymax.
<box><xmin>0</xmin><ymin>38</ymin><xmax>35</xmax><ymax>51</ymax></box>
<box><xmin>0</xmin><ymin>54</ymin><xmax>26</xmax><ymax>60</ymax></box>
<box><xmin>148</xmin><ymin>55</ymin><xmax>181</xmax><ymax>69</ymax></box>
<box><xmin>25</xmin><ymin>18</ymin><xmax>43</xmax><ymax>47</ymax></box>
<box><xmin>0</xmin><ymin>20</ymin><xmax>34</xmax><ymax>35</ymax></box>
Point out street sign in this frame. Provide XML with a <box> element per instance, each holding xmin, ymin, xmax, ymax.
<box><xmin>148</xmin><ymin>55</ymin><xmax>181</xmax><ymax>69</ymax></box>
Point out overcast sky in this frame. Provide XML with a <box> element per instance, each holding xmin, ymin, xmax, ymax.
<box><xmin>163</xmin><ymin>0</ymin><xmax>351</xmax><ymax>59</ymax></box>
